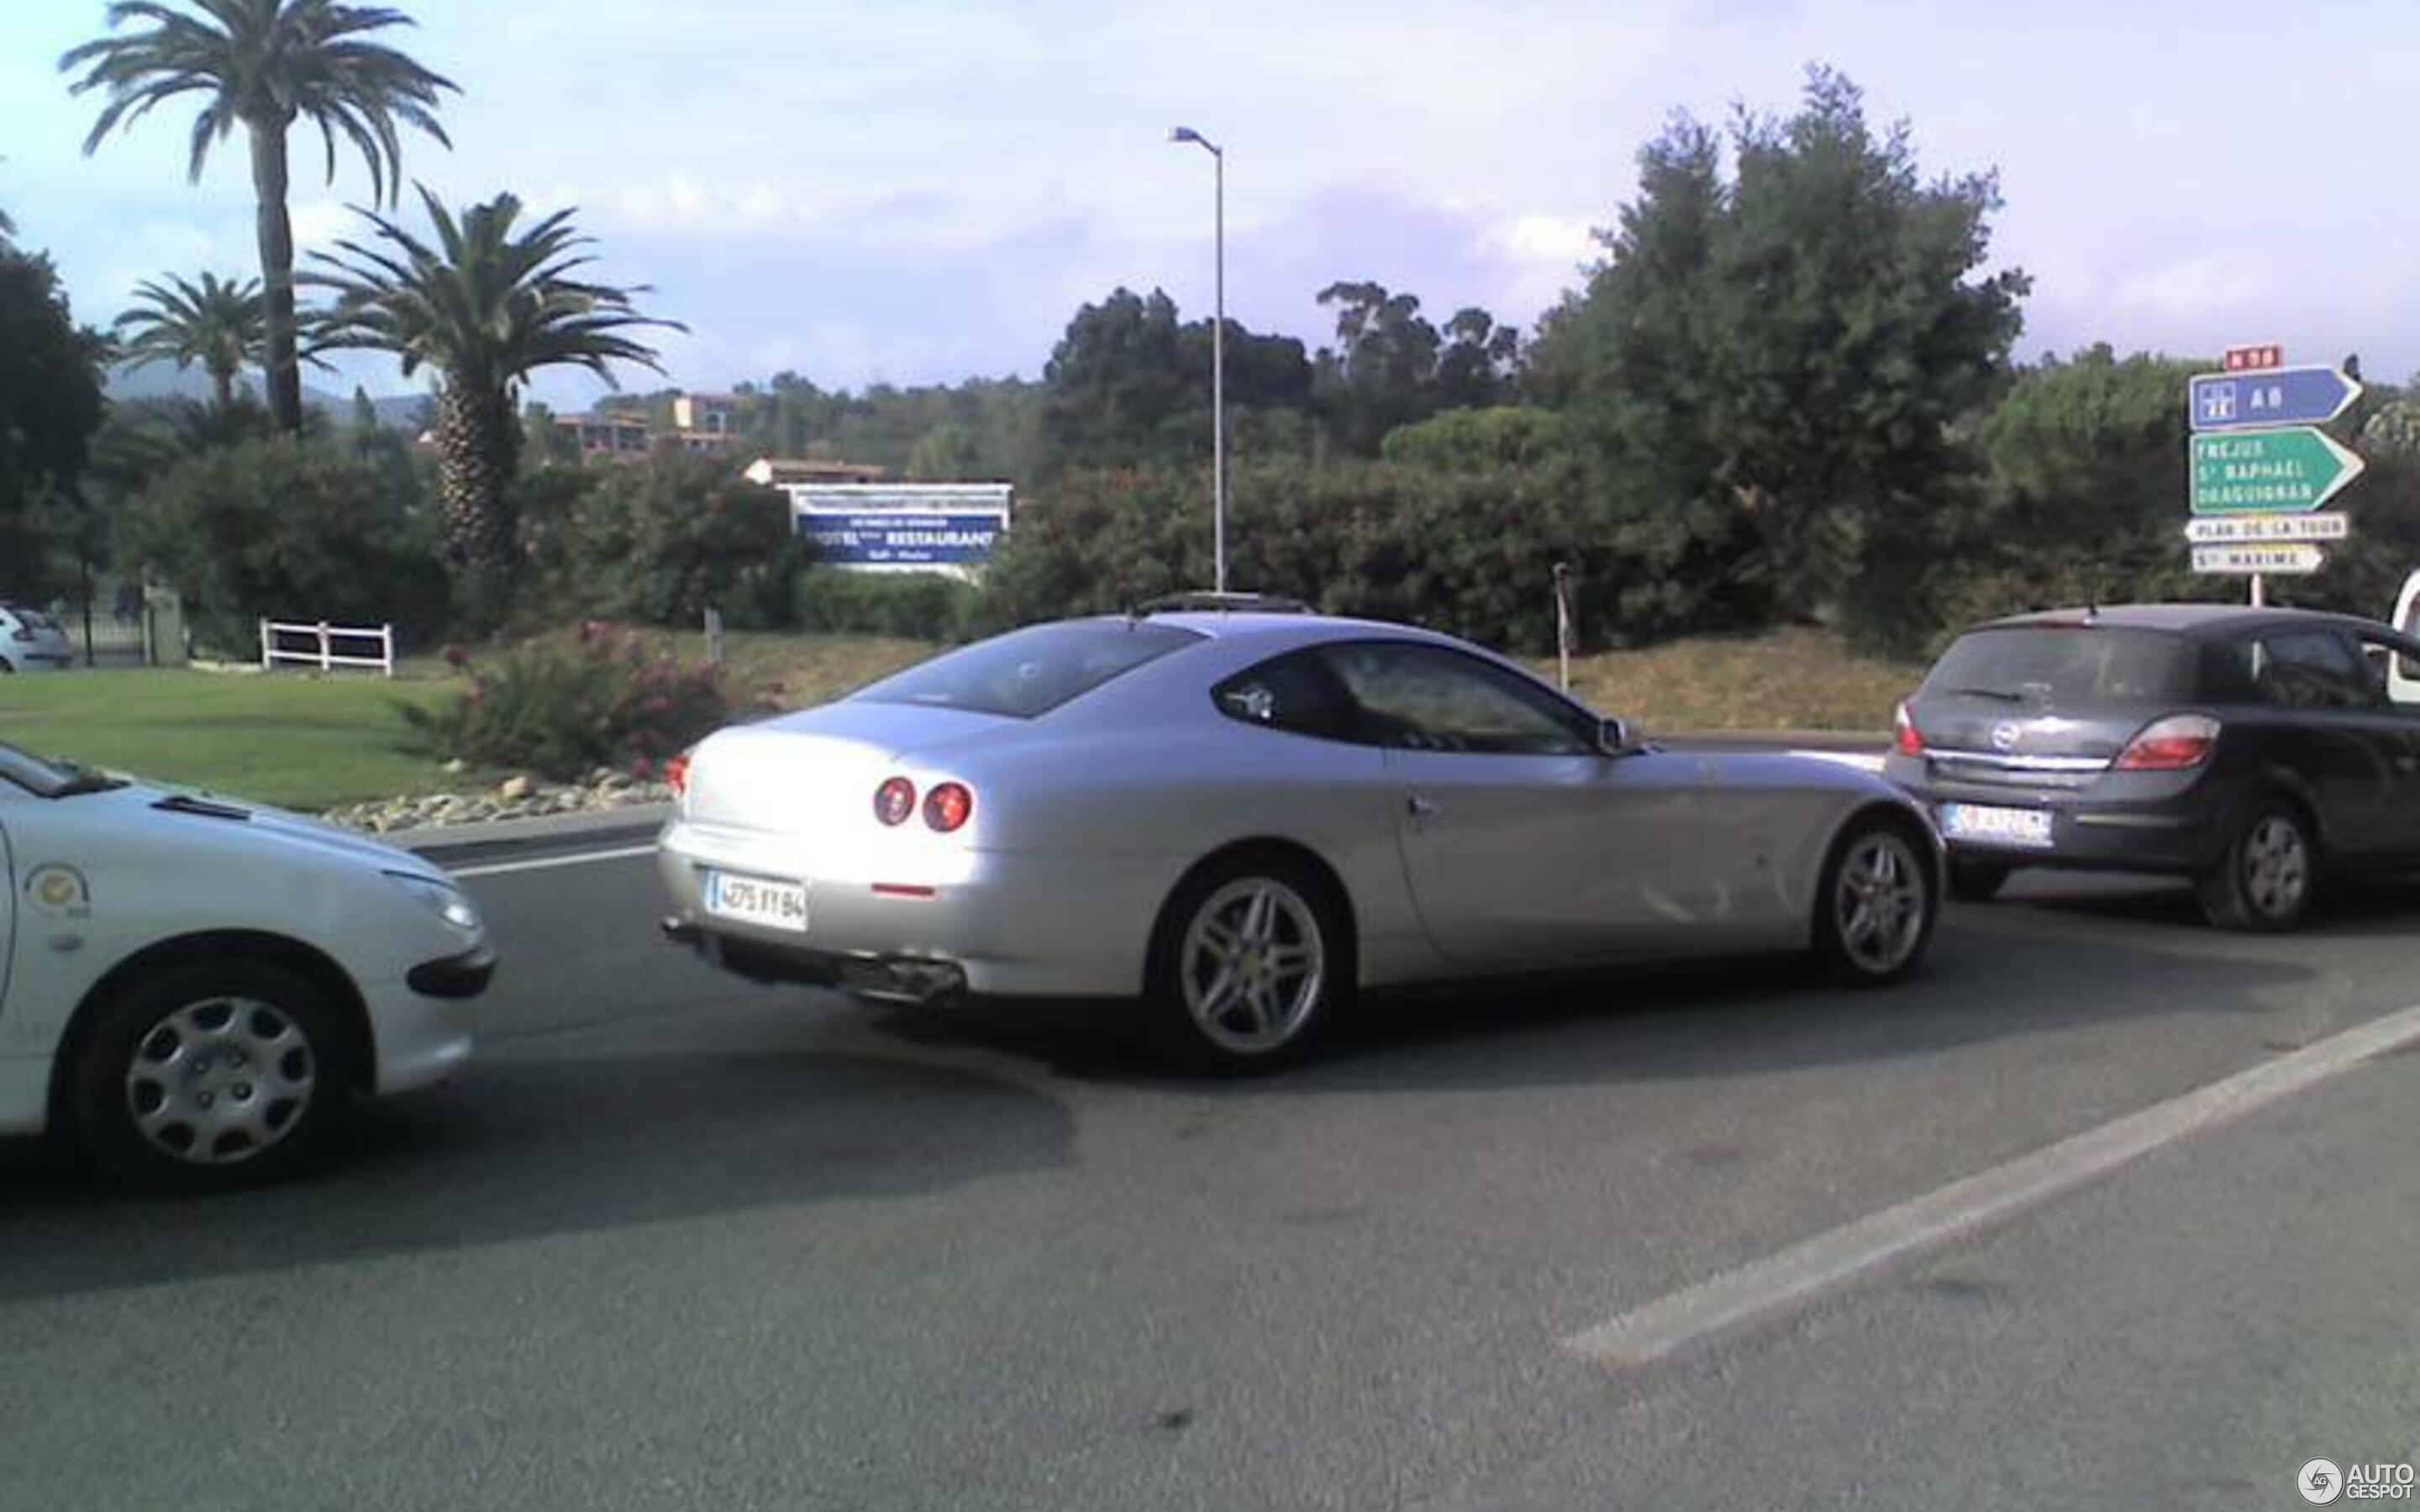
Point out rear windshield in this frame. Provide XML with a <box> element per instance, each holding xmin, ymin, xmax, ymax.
<box><xmin>1920</xmin><ymin>626</ymin><xmax>2199</xmax><ymax>706</ymax></box>
<box><xmin>851</xmin><ymin>620</ymin><xmax>1202</xmax><ymax>719</ymax></box>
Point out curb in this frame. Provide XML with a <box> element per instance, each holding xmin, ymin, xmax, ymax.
<box><xmin>387</xmin><ymin>801</ymin><xmax>673</xmax><ymax>856</ymax></box>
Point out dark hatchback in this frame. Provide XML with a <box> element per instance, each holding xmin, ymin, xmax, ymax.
<box><xmin>1884</xmin><ymin>603</ymin><xmax>2420</xmax><ymax>931</ymax></box>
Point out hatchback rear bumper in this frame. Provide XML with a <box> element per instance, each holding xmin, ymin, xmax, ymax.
<box><xmin>1886</xmin><ymin>755</ymin><xmax>2224</xmax><ymax>874</ymax></box>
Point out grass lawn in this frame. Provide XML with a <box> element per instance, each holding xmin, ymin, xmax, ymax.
<box><xmin>0</xmin><ymin>627</ymin><xmax>1915</xmax><ymax>811</ymax></box>
<box><xmin>0</xmin><ymin>667</ymin><xmax>464</xmax><ymax>811</ymax></box>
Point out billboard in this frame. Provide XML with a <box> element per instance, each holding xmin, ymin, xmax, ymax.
<box><xmin>780</xmin><ymin>483</ymin><xmax>1013</xmax><ymax>575</ymax></box>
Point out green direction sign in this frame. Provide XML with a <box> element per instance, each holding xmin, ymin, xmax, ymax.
<box><xmin>2190</xmin><ymin>427</ymin><xmax>2365</xmax><ymax>514</ymax></box>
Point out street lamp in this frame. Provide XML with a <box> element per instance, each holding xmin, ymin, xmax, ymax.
<box><xmin>1168</xmin><ymin>125</ymin><xmax>1225</xmax><ymax>593</ymax></box>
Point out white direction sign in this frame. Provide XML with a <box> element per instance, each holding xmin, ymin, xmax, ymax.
<box><xmin>2184</xmin><ymin>512</ymin><xmax>2349</xmax><ymax>544</ymax></box>
<box><xmin>2192</xmin><ymin>543</ymin><xmax>2326</xmax><ymax>575</ymax></box>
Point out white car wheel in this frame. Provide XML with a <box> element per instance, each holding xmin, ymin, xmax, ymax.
<box><xmin>74</xmin><ymin>959</ymin><xmax>355</xmax><ymax>1192</ymax></box>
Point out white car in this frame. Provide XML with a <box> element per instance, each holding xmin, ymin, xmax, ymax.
<box><xmin>0</xmin><ymin>604</ymin><xmax>74</xmax><ymax>672</ymax></box>
<box><xmin>0</xmin><ymin>740</ymin><xmax>493</xmax><ymax>1190</ymax></box>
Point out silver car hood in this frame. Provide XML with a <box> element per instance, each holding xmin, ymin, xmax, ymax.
<box><xmin>76</xmin><ymin>781</ymin><xmax>437</xmax><ymax>877</ymax></box>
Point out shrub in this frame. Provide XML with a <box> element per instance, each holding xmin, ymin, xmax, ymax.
<box><xmin>112</xmin><ymin>433</ymin><xmax>450</xmax><ymax>653</ymax></box>
<box><xmin>791</xmin><ymin>568</ymin><xmax>983</xmax><ymax>642</ymax></box>
<box><xmin>401</xmin><ymin>622</ymin><xmax>729</xmax><ymax>780</ymax></box>
<box><xmin>523</xmin><ymin>452</ymin><xmax>808</xmax><ymax>630</ymax></box>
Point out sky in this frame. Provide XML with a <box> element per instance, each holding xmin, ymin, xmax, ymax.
<box><xmin>2</xmin><ymin>0</ymin><xmax>2415</xmax><ymax>410</ymax></box>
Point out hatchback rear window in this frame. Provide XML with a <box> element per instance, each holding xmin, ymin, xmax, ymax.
<box><xmin>1920</xmin><ymin>627</ymin><xmax>2198</xmax><ymax>706</ymax></box>
<box><xmin>851</xmin><ymin>620</ymin><xmax>1202</xmax><ymax>719</ymax></box>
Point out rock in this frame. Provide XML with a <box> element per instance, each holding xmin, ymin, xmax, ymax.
<box><xmin>443</xmin><ymin>758</ymin><xmax>468</xmax><ymax>776</ymax></box>
<box><xmin>497</xmin><ymin>774</ymin><xmax>533</xmax><ymax>801</ymax></box>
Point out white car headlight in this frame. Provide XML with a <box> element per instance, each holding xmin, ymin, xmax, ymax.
<box><xmin>385</xmin><ymin>870</ymin><xmax>485</xmax><ymax>934</ymax></box>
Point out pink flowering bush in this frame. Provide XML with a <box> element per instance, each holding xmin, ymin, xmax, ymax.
<box><xmin>402</xmin><ymin>623</ymin><xmax>730</xmax><ymax>780</ymax></box>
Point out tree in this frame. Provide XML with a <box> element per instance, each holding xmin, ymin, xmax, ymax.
<box><xmin>1039</xmin><ymin>286</ymin><xmax>1313</xmax><ymax>475</ymax></box>
<box><xmin>1531</xmin><ymin>67</ymin><xmax>2030</xmax><ymax>648</ymax></box>
<box><xmin>0</xmin><ymin>247</ymin><xmax>110</xmax><ymax>596</ymax></box>
<box><xmin>111</xmin><ymin>270</ymin><xmax>266</xmax><ymax>408</ymax></box>
<box><xmin>1313</xmin><ymin>281</ymin><xmax>1442</xmax><ymax>455</ymax></box>
<box><xmin>1435</xmin><ymin>307</ymin><xmax>1523</xmax><ymax>412</ymax></box>
<box><xmin>307</xmin><ymin>188</ymin><xmax>680</xmax><ymax>627</ymax></box>
<box><xmin>112</xmin><ymin>432</ymin><xmax>447</xmax><ymax>649</ymax></box>
<box><xmin>62</xmin><ymin>0</ymin><xmax>456</xmax><ymax>433</ymax></box>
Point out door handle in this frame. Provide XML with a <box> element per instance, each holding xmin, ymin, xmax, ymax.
<box><xmin>1406</xmin><ymin>795</ymin><xmax>1442</xmax><ymax>821</ymax></box>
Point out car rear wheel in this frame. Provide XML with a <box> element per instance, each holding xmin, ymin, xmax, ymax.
<box><xmin>1815</xmin><ymin>817</ymin><xmax>1937</xmax><ymax>984</ymax></box>
<box><xmin>1147</xmin><ymin>856</ymin><xmax>1348</xmax><ymax>1071</ymax></box>
<box><xmin>2197</xmin><ymin>802</ymin><xmax>2316</xmax><ymax>932</ymax></box>
<box><xmin>71</xmin><ymin>959</ymin><xmax>355</xmax><ymax>1193</ymax></box>
<box><xmin>1946</xmin><ymin>858</ymin><xmax>2010</xmax><ymax>903</ymax></box>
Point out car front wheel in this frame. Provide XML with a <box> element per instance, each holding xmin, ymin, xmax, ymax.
<box><xmin>2197</xmin><ymin>802</ymin><xmax>2317</xmax><ymax>932</ymax></box>
<box><xmin>1147</xmin><ymin>856</ymin><xmax>1348</xmax><ymax>1071</ymax></box>
<box><xmin>71</xmin><ymin>959</ymin><xmax>355</xmax><ymax>1193</ymax></box>
<box><xmin>1815</xmin><ymin>817</ymin><xmax>1937</xmax><ymax>984</ymax></box>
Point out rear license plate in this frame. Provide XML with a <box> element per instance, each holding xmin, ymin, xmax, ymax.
<box><xmin>704</xmin><ymin>869</ymin><xmax>808</xmax><ymax>932</ymax></box>
<box><xmin>1938</xmin><ymin>803</ymin><xmax>2054</xmax><ymax>849</ymax></box>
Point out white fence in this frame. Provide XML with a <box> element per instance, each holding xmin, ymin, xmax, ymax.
<box><xmin>260</xmin><ymin>618</ymin><xmax>395</xmax><ymax>677</ymax></box>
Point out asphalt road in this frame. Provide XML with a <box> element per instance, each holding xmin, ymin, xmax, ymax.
<box><xmin>5</xmin><ymin>841</ymin><xmax>2417</xmax><ymax>1511</ymax></box>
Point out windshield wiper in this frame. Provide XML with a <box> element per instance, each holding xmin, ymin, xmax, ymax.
<box><xmin>1939</xmin><ymin>685</ymin><xmax>2028</xmax><ymax>703</ymax></box>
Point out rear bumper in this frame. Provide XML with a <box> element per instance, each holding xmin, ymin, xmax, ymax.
<box><xmin>655</xmin><ymin>817</ymin><xmax>1173</xmax><ymax>999</ymax></box>
<box><xmin>1886</xmin><ymin>755</ymin><xmax>2223</xmax><ymax>874</ymax></box>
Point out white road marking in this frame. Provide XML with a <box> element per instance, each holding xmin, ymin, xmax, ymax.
<box><xmin>449</xmin><ymin>843</ymin><xmax>659</xmax><ymax>879</ymax></box>
<box><xmin>1565</xmin><ymin>1000</ymin><xmax>2420</xmax><ymax>1368</ymax></box>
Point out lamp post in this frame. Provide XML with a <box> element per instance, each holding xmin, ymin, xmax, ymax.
<box><xmin>1168</xmin><ymin>125</ymin><xmax>1226</xmax><ymax>593</ymax></box>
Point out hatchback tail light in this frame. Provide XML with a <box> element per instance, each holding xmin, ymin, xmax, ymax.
<box><xmin>2113</xmin><ymin>714</ymin><xmax>2221</xmax><ymax>771</ymax></box>
<box><xmin>874</xmin><ymin>776</ymin><xmax>917</xmax><ymax>826</ymax></box>
<box><xmin>923</xmin><ymin>782</ymin><xmax>973</xmax><ymax>832</ymax></box>
<box><xmin>1892</xmin><ymin>701</ymin><xmax>1925</xmax><ymax>758</ymax></box>
<box><xmin>665</xmin><ymin>749</ymin><xmax>692</xmax><ymax>798</ymax></box>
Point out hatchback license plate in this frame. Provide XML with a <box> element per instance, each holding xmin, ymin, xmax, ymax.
<box><xmin>1939</xmin><ymin>803</ymin><xmax>2053</xmax><ymax>849</ymax></box>
<box><xmin>705</xmin><ymin>870</ymin><xmax>808</xmax><ymax>932</ymax></box>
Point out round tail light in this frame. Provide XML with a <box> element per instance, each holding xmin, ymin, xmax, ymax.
<box><xmin>666</xmin><ymin>750</ymin><xmax>692</xmax><ymax>797</ymax></box>
<box><xmin>923</xmin><ymin>782</ymin><xmax>973</xmax><ymax>832</ymax></box>
<box><xmin>874</xmin><ymin>776</ymin><xmax>917</xmax><ymax>826</ymax></box>
<box><xmin>1892</xmin><ymin>701</ymin><xmax>1925</xmax><ymax>758</ymax></box>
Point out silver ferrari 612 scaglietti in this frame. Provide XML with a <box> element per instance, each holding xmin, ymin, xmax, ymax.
<box><xmin>657</xmin><ymin>596</ymin><xmax>1942</xmax><ymax>1068</ymax></box>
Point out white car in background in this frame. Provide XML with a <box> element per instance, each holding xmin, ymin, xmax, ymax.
<box><xmin>0</xmin><ymin>740</ymin><xmax>495</xmax><ymax>1191</ymax></box>
<box><xmin>0</xmin><ymin>604</ymin><xmax>73</xmax><ymax>672</ymax></box>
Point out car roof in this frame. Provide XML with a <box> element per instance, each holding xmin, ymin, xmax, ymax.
<box><xmin>1975</xmin><ymin>602</ymin><xmax>2397</xmax><ymax>639</ymax></box>
<box><xmin>1089</xmin><ymin>609</ymin><xmax>1460</xmax><ymax>648</ymax></box>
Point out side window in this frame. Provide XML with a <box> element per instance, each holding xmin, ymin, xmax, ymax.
<box><xmin>1212</xmin><ymin>650</ymin><xmax>1359</xmax><ymax>742</ymax></box>
<box><xmin>1319</xmin><ymin>642</ymin><xmax>1591</xmax><ymax>755</ymax></box>
<box><xmin>2244</xmin><ymin>631</ymin><xmax>2379</xmax><ymax>711</ymax></box>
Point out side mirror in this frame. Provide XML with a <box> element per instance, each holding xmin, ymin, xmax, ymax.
<box><xmin>1595</xmin><ymin>717</ymin><xmax>1634</xmax><ymax>756</ymax></box>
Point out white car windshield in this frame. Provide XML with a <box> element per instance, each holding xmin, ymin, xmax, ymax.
<box><xmin>0</xmin><ymin>739</ymin><xmax>124</xmax><ymax>797</ymax></box>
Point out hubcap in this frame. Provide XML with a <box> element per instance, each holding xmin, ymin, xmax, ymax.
<box><xmin>2241</xmin><ymin>815</ymin><xmax>2310</xmax><ymax>919</ymax></box>
<box><xmin>125</xmin><ymin>996</ymin><xmax>316</xmax><ymax>1166</ymax></box>
<box><xmin>1834</xmin><ymin>830</ymin><xmax>1928</xmax><ymax>974</ymax></box>
<box><xmin>1180</xmin><ymin>878</ymin><xmax>1326</xmax><ymax>1055</ymax></box>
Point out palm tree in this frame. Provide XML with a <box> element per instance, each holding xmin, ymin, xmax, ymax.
<box><xmin>61</xmin><ymin>0</ymin><xmax>455</xmax><ymax>434</ymax></box>
<box><xmin>307</xmin><ymin>187</ymin><xmax>680</xmax><ymax>621</ymax></box>
<box><xmin>112</xmin><ymin>270</ymin><xmax>266</xmax><ymax>408</ymax></box>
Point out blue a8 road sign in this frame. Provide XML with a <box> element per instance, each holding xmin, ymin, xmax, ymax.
<box><xmin>2189</xmin><ymin>365</ymin><xmax>2361</xmax><ymax>431</ymax></box>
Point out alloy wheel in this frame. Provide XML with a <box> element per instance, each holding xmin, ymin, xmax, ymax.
<box><xmin>1833</xmin><ymin>829</ymin><xmax>1928</xmax><ymax>976</ymax></box>
<box><xmin>1179</xmin><ymin>876</ymin><xmax>1328</xmax><ymax>1056</ymax></box>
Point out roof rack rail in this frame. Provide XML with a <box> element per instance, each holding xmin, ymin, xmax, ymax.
<box><xmin>1128</xmin><ymin>591</ymin><xmax>1315</xmax><ymax>617</ymax></box>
